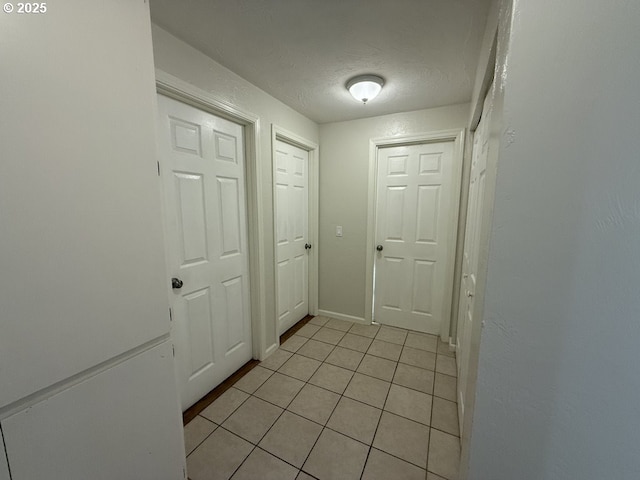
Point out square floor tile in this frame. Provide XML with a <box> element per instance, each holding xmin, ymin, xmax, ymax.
<box><xmin>400</xmin><ymin>346</ymin><xmax>436</xmax><ymax>370</ymax></box>
<box><xmin>434</xmin><ymin>373</ymin><xmax>457</xmax><ymax>402</ymax></box>
<box><xmin>436</xmin><ymin>355</ymin><xmax>457</xmax><ymax>377</ymax></box>
<box><xmin>367</xmin><ymin>339</ymin><xmax>402</xmax><ymax>361</ymax></box>
<box><xmin>223</xmin><ymin>396</ymin><xmax>283</xmax><ymax>444</ymax></box>
<box><xmin>200</xmin><ymin>387</ymin><xmax>249</xmax><ymax>424</ymax></box>
<box><xmin>325</xmin><ymin>318</ymin><xmax>354</xmax><ymax>331</ymax></box>
<box><xmin>260</xmin><ymin>349</ymin><xmax>293</xmax><ymax>371</ymax></box>
<box><xmin>373</xmin><ymin>412</ymin><xmax>430</xmax><ymax>468</ymax></box>
<box><xmin>288</xmin><ymin>384</ymin><xmax>340</xmax><ymax>425</ymax></box>
<box><xmin>326</xmin><ymin>396</ymin><xmax>382</xmax><ymax>445</ymax></box>
<box><xmin>349</xmin><ymin>323</ymin><xmax>380</xmax><ymax>338</ymax></box>
<box><xmin>393</xmin><ymin>363</ymin><xmax>434</xmax><ymax>394</ymax></box>
<box><xmin>312</xmin><ymin>327</ymin><xmax>346</xmax><ymax>345</ymax></box>
<box><xmin>437</xmin><ymin>340</ymin><xmax>455</xmax><ymax>357</ymax></box>
<box><xmin>431</xmin><ymin>396</ymin><xmax>459</xmax><ymax>436</ymax></box>
<box><xmin>375</xmin><ymin>326</ymin><xmax>408</xmax><ymax>345</ymax></box>
<box><xmin>187</xmin><ymin>427</ymin><xmax>252</xmax><ymax>480</ymax></box>
<box><xmin>259</xmin><ymin>411</ymin><xmax>322</xmax><ymax>468</ymax></box>
<box><xmin>356</xmin><ymin>354</ymin><xmax>397</xmax><ymax>382</ymax></box>
<box><xmin>296</xmin><ymin>472</ymin><xmax>315</xmax><ymax>480</ymax></box>
<box><xmin>278</xmin><ymin>354</ymin><xmax>322</xmax><ymax>382</ymax></box>
<box><xmin>384</xmin><ymin>384</ymin><xmax>432</xmax><ymax>426</ymax></box>
<box><xmin>260</xmin><ymin>348</ymin><xmax>293</xmax><ymax>370</ymax></box>
<box><xmin>362</xmin><ymin>448</ymin><xmax>426</xmax><ymax>480</ymax></box>
<box><xmin>427</xmin><ymin>473</ymin><xmax>447</xmax><ymax>480</ymax></box>
<box><xmin>303</xmin><ymin>428</ymin><xmax>369</xmax><ymax>480</ymax></box>
<box><xmin>296</xmin><ymin>323</ymin><xmax>322</xmax><ymax>338</ymax></box>
<box><xmin>405</xmin><ymin>332</ymin><xmax>438</xmax><ymax>352</ymax></box>
<box><xmin>184</xmin><ymin>416</ymin><xmax>216</xmax><ymax>456</ymax></box>
<box><xmin>343</xmin><ymin>372</ymin><xmax>391</xmax><ymax>409</ymax></box>
<box><xmin>296</xmin><ymin>339</ymin><xmax>335</xmax><ymax>361</ymax></box>
<box><xmin>281</xmin><ymin>335</ymin><xmax>308</xmax><ymax>353</ymax></box>
<box><xmin>325</xmin><ymin>346</ymin><xmax>364</xmax><ymax>371</ymax></box>
<box><xmin>254</xmin><ymin>372</ymin><xmax>305</xmax><ymax>408</ymax></box>
<box><xmin>231</xmin><ymin>447</ymin><xmax>298</xmax><ymax>480</ymax></box>
<box><xmin>234</xmin><ymin>366</ymin><xmax>274</xmax><ymax>394</ymax></box>
<box><xmin>308</xmin><ymin>315</ymin><xmax>329</xmax><ymax>327</ymax></box>
<box><xmin>308</xmin><ymin>363</ymin><xmax>354</xmax><ymax>394</ymax></box>
<box><xmin>428</xmin><ymin>429</ymin><xmax>460</xmax><ymax>479</ymax></box>
<box><xmin>338</xmin><ymin>333</ymin><xmax>374</xmax><ymax>353</ymax></box>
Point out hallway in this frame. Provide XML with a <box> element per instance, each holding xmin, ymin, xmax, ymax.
<box><xmin>183</xmin><ymin>317</ymin><xmax>460</xmax><ymax>479</ymax></box>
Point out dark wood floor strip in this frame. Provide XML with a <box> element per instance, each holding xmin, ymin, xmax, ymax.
<box><xmin>183</xmin><ymin>313</ymin><xmax>315</xmax><ymax>425</ymax></box>
<box><xmin>279</xmin><ymin>314</ymin><xmax>313</xmax><ymax>344</ymax></box>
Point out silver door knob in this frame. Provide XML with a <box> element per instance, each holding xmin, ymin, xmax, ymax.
<box><xmin>171</xmin><ymin>277</ymin><xmax>183</xmax><ymax>289</ymax></box>
<box><xmin>305</xmin><ymin>243</ymin><xmax>312</xmax><ymax>250</ymax></box>
<box><xmin>376</xmin><ymin>245</ymin><xmax>383</xmax><ymax>252</ymax></box>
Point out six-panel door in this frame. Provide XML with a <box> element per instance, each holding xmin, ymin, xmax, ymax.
<box><xmin>275</xmin><ymin>140</ymin><xmax>310</xmax><ymax>334</ymax></box>
<box><xmin>374</xmin><ymin>142</ymin><xmax>456</xmax><ymax>334</ymax></box>
<box><xmin>157</xmin><ymin>95</ymin><xmax>252</xmax><ymax>411</ymax></box>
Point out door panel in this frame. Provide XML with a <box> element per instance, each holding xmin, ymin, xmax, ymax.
<box><xmin>157</xmin><ymin>95</ymin><xmax>252</xmax><ymax>411</ymax></box>
<box><xmin>374</xmin><ymin>141</ymin><xmax>457</xmax><ymax>333</ymax></box>
<box><xmin>456</xmin><ymin>88</ymin><xmax>492</xmax><ymax>434</ymax></box>
<box><xmin>275</xmin><ymin>140</ymin><xmax>310</xmax><ymax>333</ymax></box>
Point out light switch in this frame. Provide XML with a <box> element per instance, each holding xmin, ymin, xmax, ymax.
<box><xmin>336</xmin><ymin>225</ymin><xmax>343</xmax><ymax>237</ymax></box>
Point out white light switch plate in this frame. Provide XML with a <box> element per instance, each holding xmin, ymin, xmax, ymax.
<box><xmin>336</xmin><ymin>226</ymin><xmax>343</xmax><ymax>237</ymax></box>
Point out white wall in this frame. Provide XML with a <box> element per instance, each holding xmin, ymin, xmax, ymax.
<box><xmin>0</xmin><ymin>434</ymin><xmax>9</xmax><ymax>480</ymax></box>
<box><xmin>0</xmin><ymin>1</ymin><xmax>184</xmax><ymax>477</ymax></box>
<box><xmin>151</xmin><ymin>25</ymin><xmax>319</xmax><ymax>354</ymax></box>
<box><xmin>318</xmin><ymin>105</ymin><xmax>469</xmax><ymax>320</ymax></box>
<box><xmin>466</xmin><ymin>0</ymin><xmax>640</xmax><ymax>478</ymax></box>
<box><xmin>0</xmin><ymin>0</ymin><xmax>169</xmax><ymax>408</ymax></box>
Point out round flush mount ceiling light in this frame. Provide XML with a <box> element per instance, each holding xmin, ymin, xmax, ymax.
<box><xmin>346</xmin><ymin>74</ymin><xmax>385</xmax><ymax>104</ymax></box>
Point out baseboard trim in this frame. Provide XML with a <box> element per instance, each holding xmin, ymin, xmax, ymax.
<box><xmin>317</xmin><ymin>310</ymin><xmax>368</xmax><ymax>325</ymax></box>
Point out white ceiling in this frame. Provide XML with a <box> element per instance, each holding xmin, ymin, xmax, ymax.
<box><xmin>150</xmin><ymin>0</ymin><xmax>492</xmax><ymax>124</ymax></box>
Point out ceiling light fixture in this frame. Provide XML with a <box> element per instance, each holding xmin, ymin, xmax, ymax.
<box><xmin>346</xmin><ymin>74</ymin><xmax>385</xmax><ymax>104</ymax></box>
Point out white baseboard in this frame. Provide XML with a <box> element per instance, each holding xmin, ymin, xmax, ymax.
<box><xmin>317</xmin><ymin>309</ymin><xmax>368</xmax><ymax>325</ymax></box>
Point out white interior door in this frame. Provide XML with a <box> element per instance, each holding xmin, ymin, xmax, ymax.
<box><xmin>275</xmin><ymin>139</ymin><xmax>310</xmax><ymax>334</ymax></box>
<box><xmin>456</xmin><ymin>89</ymin><xmax>492</xmax><ymax>434</ymax></box>
<box><xmin>157</xmin><ymin>94</ymin><xmax>252</xmax><ymax>411</ymax></box>
<box><xmin>374</xmin><ymin>141</ymin><xmax>458</xmax><ymax>334</ymax></box>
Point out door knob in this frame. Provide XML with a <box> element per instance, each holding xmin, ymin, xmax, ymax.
<box><xmin>467</xmin><ymin>291</ymin><xmax>474</xmax><ymax>298</ymax></box>
<box><xmin>171</xmin><ymin>277</ymin><xmax>183</xmax><ymax>289</ymax></box>
<box><xmin>305</xmin><ymin>243</ymin><xmax>312</xmax><ymax>250</ymax></box>
<box><xmin>376</xmin><ymin>245</ymin><xmax>383</xmax><ymax>252</ymax></box>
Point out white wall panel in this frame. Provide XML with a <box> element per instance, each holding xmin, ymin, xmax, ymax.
<box><xmin>2</xmin><ymin>342</ymin><xmax>185</xmax><ymax>480</ymax></box>
<box><xmin>0</xmin><ymin>433</ymin><xmax>9</xmax><ymax>480</ymax></box>
<box><xmin>0</xmin><ymin>0</ymin><xmax>169</xmax><ymax>408</ymax></box>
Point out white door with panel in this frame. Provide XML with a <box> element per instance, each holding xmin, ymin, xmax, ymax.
<box><xmin>157</xmin><ymin>95</ymin><xmax>252</xmax><ymax>411</ymax></box>
<box><xmin>456</xmin><ymin>91</ymin><xmax>491</xmax><ymax>434</ymax></box>
<box><xmin>275</xmin><ymin>140</ymin><xmax>310</xmax><ymax>334</ymax></box>
<box><xmin>374</xmin><ymin>142</ymin><xmax>458</xmax><ymax>334</ymax></box>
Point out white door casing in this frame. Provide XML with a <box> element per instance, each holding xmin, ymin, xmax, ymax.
<box><xmin>374</xmin><ymin>141</ymin><xmax>461</xmax><ymax>334</ymax></box>
<box><xmin>274</xmin><ymin>139</ymin><xmax>310</xmax><ymax>333</ymax></box>
<box><xmin>456</xmin><ymin>89</ymin><xmax>492</xmax><ymax>434</ymax></box>
<box><xmin>157</xmin><ymin>94</ymin><xmax>252</xmax><ymax>411</ymax></box>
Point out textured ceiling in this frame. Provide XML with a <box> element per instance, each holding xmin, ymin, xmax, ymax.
<box><xmin>150</xmin><ymin>0</ymin><xmax>492</xmax><ymax>124</ymax></box>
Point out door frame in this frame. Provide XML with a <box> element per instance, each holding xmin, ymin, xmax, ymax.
<box><xmin>271</xmin><ymin>125</ymin><xmax>320</xmax><ymax>331</ymax></box>
<box><xmin>156</xmin><ymin>69</ymin><xmax>268</xmax><ymax>360</ymax></box>
<box><xmin>365</xmin><ymin>129</ymin><xmax>465</xmax><ymax>340</ymax></box>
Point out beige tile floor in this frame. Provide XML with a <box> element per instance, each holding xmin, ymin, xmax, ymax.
<box><xmin>184</xmin><ymin>317</ymin><xmax>460</xmax><ymax>480</ymax></box>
